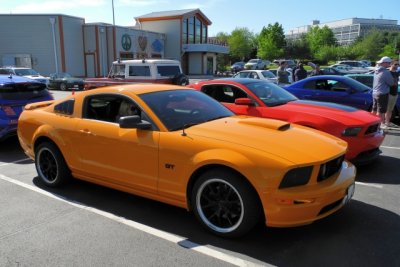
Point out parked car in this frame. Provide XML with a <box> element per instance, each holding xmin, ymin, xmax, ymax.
<box><xmin>189</xmin><ymin>78</ymin><xmax>384</xmax><ymax>164</ymax></box>
<box><xmin>244</xmin><ymin>59</ymin><xmax>270</xmax><ymax>70</ymax></box>
<box><xmin>17</xmin><ymin>83</ymin><xmax>355</xmax><ymax>238</ymax></box>
<box><xmin>337</xmin><ymin>60</ymin><xmax>374</xmax><ymax>71</ymax></box>
<box><xmin>330</xmin><ymin>64</ymin><xmax>369</xmax><ymax>74</ymax></box>
<box><xmin>230</xmin><ymin>61</ymin><xmax>245</xmax><ymax>73</ymax></box>
<box><xmin>283</xmin><ymin>75</ymin><xmax>400</xmax><ymax>123</ymax></box>
<box><xmin>48</xmin><ymin>72</ymin><xmax>84</xmax><ymax>91</ymax></box>
<box><xmin>0</xmin><ymin>75</ymin><xmax>53</xmax><ymax>141</ymax></box>
<box><xmin>345</xmin><ymin>73</ymin><xmax>374</xmax><ymax>88</ymax></box>
<box><xmin>0</xmin><ymin>66</ymin><xmax>49</xmax><ymax>85</ymax></box>
<box><xmin>232</xmin><ymin>70</ymin><xmax>277</xmax><ymax>83</ymax></box>
<box><xmin>321</xmin><ymin>67</ymin><xmax>350</xmax><ymax>76</ymax></box>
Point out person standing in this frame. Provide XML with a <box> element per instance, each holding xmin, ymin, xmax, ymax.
<box><xmin>372</xmin><ymin>56</ymin><xmax>394</xmax><ymax>129</ymax></box>
<box><xmin>310</xmin><ymin>64</ymin><xmax>323</xmax><ymax>76</ymax></box>
<box><xmin>294</xmin><ymin>63</ymin><xmax>307</xmax><ymax>81</ymax></box>
<box><xmin>386</xmin><ymin>60</ymin><xmax>399</xmax><ymax>127</ymax></box>
<box><xmin>277</xmin><ymin>61</ymin><xmax>289</xmax><ymax>85</ymax></box>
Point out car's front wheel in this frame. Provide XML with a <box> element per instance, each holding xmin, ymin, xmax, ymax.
<box><xmin>35</xmin><ymin>142</ymin><xmax>71</xmax><ymax>187</ymax></box>
<box><xmin>191</xmin><ymin>168</ymin><xmax>261</xmax><ymax>237</ymax></box>
<box><xmin>60</xmin><ymin>83</ymin><xmax>67</xmax><ymax>91</ymax></box>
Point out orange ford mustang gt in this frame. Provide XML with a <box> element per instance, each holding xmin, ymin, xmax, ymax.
<box><xmin>17</xmin><ymin>84</ymin><xmax>356</xmax><ymax>237</ymax></box>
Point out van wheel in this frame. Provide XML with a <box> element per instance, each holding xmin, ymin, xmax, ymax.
<box><xmin>35</xmin><ymin>142</ymin><xmax>71</xmax><ymax>187</ymax></box>
<box><xmin>191</xmin><ymin>168</ymin><xmax>261</xmax><ymax>237</ymax></box>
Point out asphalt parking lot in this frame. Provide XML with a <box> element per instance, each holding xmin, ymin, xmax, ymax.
<box><xmin>0</xmin><ymin>90</ymin><xmax>399</xmax><ymax>267</ymax></box>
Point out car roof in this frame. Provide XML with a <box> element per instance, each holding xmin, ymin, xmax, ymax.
<box><xmin>81</xmin><ymin>83</ymin><xmax>191</xmax><ymax>96</ymax></box>
<box><xmin>0</xmin><ymin>74</ymin><xmax>40</xmax><ymax>85</ymax></box>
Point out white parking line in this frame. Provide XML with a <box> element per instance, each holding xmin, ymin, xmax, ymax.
<box><xmin>380</xmin><ymin>145</ymin><xmax>400</xmax><ymax>150</ymax></box>
<box><xmin>0</xmin><ymin>158</ymin><xmax>32</xmax><ymax>167</ymax></box>
<box><xmin>355</xmin><ymin>181</ymin><xmax>383</xmax><ymax>189</ymax></box>
<box><xmin>0</xmin><ymin>173</ymin><xmax>266</xmax><ymax>267</ymax></box>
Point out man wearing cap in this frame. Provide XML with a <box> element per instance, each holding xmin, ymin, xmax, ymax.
<box><xmin>372</xmin><ymin>56</ymin><xmax>394</xmax><ymax>129</ymax></box>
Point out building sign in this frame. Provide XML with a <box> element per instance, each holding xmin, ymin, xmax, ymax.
<box><xmin>121</xmin><ymin>34</ymin><xmax>132</xmax><ymax>51</ymax></box>
<box><xmin>138</xmin><ymin>36</ymin><xmax>147</xmax><ymax>51</ymax></box>
<box><xmin>151</xmin><ymin>39</ymin><xmax>163</xmax><ymax>53</ymax></box>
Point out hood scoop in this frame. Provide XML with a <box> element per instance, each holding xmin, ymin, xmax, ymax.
<box><xmin>238</xmin><ymin>117</ymin><xmax>291</xmax><ymax>131</ymax></box>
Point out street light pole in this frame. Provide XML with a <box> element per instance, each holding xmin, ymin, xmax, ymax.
<box><xmin>112</xmin><ymin>0</ymin><xmax>115</xmax><ymax>26</ymax></box>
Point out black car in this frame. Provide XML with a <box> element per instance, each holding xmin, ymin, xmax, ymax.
<box><xmin>48</xmin><ymin>72</ymin><xmax>84</xmax><ymax>91</ymax></box>
<box><xmin>230</xmin><ymin>62</ymin><xmax>245</xmax><ymax>73</ymax></box>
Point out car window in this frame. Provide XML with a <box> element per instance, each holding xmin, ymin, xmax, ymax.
<box><xmin>54</xmin><ymin>99</ymin><xmax>75</xmax><ymax>115</ymax></box>
<box><xmin>328</xmin><ymin>80</ymin><xmax>350</xmax><ymax>92</ymax></box>
<box><xmin>83</xmin><ymin>94</ymin><xmax>150</xmax><ymax>125</ymax></box>
<box><xmin>235</xmin><ymin>72</ymin><xmax>250</xmax><ymax>78</ymax></box>
<box><xmin>14</xmin><ymin>69</ymin><xmax>39</xmax><ymax>76</ymax></box>
<box><xmin>128</xmin><ymin>66</ymin><xmax>151</xmax><ymax>77</ymax></box>
<box><xmin>246</xmin><ymin>81</ymin><xmax>297</xmax><ymax>106</ymax></box>
<box><xmin>201</xmin><ymin>85</ymin><xmax>248</xmax><ymax>104</ymax></box>
<box><xmin>249</xmin><ymin>72</ymin><xmax>259</xmax><ymax>79</ymax></box>
<box><xmin>261</xmin><ymin>71</ymin><xmax>276</xmax><ymax>78</ymax></box>
<box><xmin>140</xmin><ymin>89</ymin><xmax>233</xmax><ymax>131</ymax></box>
<box><xmin>0</xmin><ymin>69</ymin><xmax>12</xmax><ymax>74</ymax></box>
<box><xmin>157</xmin><ymin>65</ymin><xmax>182</xmax><ymax>77</ymax></box>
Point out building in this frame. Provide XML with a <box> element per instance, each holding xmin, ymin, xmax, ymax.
<box><xmin>0</xmin><ymin>9</ymin><xmax>228</xmax><ymax>77</ymax></box>
<box><xmin>286</xmin><ymin>18</ymin><xmax>400</xmax><ymax>45</ymax></box>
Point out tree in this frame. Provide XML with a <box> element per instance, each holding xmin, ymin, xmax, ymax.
<box><xmin>215</xmin><ymin>32</ymin><xmax>231</xmax><ymax>71</ymax></box>
<box><xmin>228</xmin><ymin>27</ymin><xmax>255</xmax><ymax>61</ymax></box>
<box><xmin>306</xmin><ymin>26</ymin><xmax>336</xmax><ymax>58</ymax></box>
<box><xmin>351</xmin><ymin>28</ymin><xmax>384</xmax><ymax>61</ymax></box>
<box><xmin>257</xmin><ymin>23</ymin><xmax>285</xmax><ymax>60</ymax></box>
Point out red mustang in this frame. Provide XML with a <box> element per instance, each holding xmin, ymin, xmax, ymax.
<box><xmin>189</xmin><ymin>78</ymin><xmax>384</xmax><ymax>164</ymax></box>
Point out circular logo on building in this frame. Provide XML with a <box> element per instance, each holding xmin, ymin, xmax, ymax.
<box><xmin>121</xmin><ymin>34</ymin><xmax>132</xmax><ymax>51</ymax></box>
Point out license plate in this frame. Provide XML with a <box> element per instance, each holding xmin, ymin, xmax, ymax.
<box><xmin>9</xmin><ymin>119</ymin><xmax>18</xmax><ymax>125</ymax></box>
<box><xmin>73</xmin><ymin>85</ymin><xmax>79</xmax><ymax>88</ymax></box>
<box><xmin>342</xmin><ymin>183</ymin><xmax>355</xmax><ymax>205</ymax></box>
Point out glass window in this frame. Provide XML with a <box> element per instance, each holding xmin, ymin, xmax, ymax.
<box><xmin>0</xmin><ymin>82</ymin><xmax>48</xmax><ymax>100</ymax></box>
<box><xmin>128</xmin><ymin>66</ymin><xmax>151</xmax><ymax>77</ymax></box>
<box><xmin>202</xmin><ymin>24</ymin><xmax>207</xmax><ymax>43</ymax></box>
<box><xmin>195</xmin><ymin>17</ymin><xmax>201</xmax><ymax>44</ymax></box>
<box><xmin>182</xmin><ymin>18</ymin><xmax>188</xmax><ymax>44</ymax></box>
<box><xmin>54</xmin><ymin>99</ymin><xmax>75</xmax><ymax>115</ymax></box>
<box><xmin>157</xmin><ymin>65</ymin><xmax>182</xmax><ymax>77</ymax></box>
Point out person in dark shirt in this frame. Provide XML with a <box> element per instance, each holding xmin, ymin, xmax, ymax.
<box><xmin>386</xmin><ymin>60</ymin><xmax>399</xmax><ymax>126</ymax></box>
<box><xmin>294</xmin><ymin>63</ymin><xmax>307</xmax><ymax>81</ymax></box>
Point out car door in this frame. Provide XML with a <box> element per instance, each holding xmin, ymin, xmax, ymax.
<box><xmin>76</xmin><ymin>94</ymin><xmax>159</xmax><ymax>193</ymax></box>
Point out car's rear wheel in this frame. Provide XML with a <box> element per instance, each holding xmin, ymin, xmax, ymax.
<box><xmin>191</xmin><ymin>168</ymin><xmax>261</xmax><ymax>237</ymax></box>
<box><xmin>35</xmin><ymin>142</ymin><xmax>71</xmax><ymax>187</ymax></box>
<box><xmin>60</xmin><ymin>83</ymin><xmax>67</xmax><ymax>91</ymax></box>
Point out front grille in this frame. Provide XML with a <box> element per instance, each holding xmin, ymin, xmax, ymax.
<box><xmin>318</xmin><ymin>199</ymin><xmax>343</xmax><ymax>215</ymax></box>
<box><xmin>365</xmin><ymin>123</ymin><xmax>379</xmax><ymax>135</ymax></box>
<box><xmin>317</xmin><ymin>155</ymin><xmax>344</xmax><ymax>182</ymax></box>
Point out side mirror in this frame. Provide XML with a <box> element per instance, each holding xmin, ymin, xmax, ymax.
<box><xmin>119</xmin><ymin>115</ymin><xmax>152</xmax><ymax>129</ymax></box>
<box><xmin>235</xmin><ymin>98</ymin><xmax>254</xmax><ymax>106</ymax></box>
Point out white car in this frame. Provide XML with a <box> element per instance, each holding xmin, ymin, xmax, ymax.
<box><xmin>232</xmin><ymin>70</ymin><xmax>278</xmax><ymax>84</ymax></box>
<box><xmin>0</xmin><ymin>67</ymin><xmax>49</xmax><ymax>85</ymax></box>
<box><xmin>244</xmin><ymin>59</ymin><xmax>270</xmax><ymax>70</ymax></box>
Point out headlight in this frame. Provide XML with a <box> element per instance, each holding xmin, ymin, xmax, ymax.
<box><xmin>279</xmin><ymin>166</ymin><xmax>313</xmax><ymax>189</ymax></box>
<box><xmin>342</xmin><ymin>127</ymin><xmax>362</xmax><ymax>136</ymax></box>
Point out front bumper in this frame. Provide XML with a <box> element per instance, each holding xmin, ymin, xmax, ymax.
<box><xmin>345</xmin><ymin>130</ymin><xmax>385</xmax><ymax>164</ymax></box>
<box><xmin>263</xmin><ymin>161</ymin><xmax>356</xmax><ymax>227</ymax></box>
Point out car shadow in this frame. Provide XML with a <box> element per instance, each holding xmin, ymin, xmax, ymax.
<box><xmin>32</xmin><ymin>177</ymin><xmax>399</xmax><ymax>267</ymax></box>
<box><xmin>356</xmin><ymin>155</ymin><xmax>400</xmax><ymax>184</ymax></box>
<box><xmin>0</xmin><ymin>136</ymin><xmax>31</xmax><ymax>164</ymax></box>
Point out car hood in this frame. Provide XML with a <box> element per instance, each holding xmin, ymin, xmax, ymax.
<box><xmin>187</xmin><ymin>116</ymin><xmax>346</xmax><ymax>165</ymax></box>
<box><xmin>281</xmin><ymin>100</ymin><xmax>380</xmax><ymax>125</ymax></box>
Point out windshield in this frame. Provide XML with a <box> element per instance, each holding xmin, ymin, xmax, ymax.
<box><xmin>110</xmin><ymin>64</ymin><xmax>126</xmax><ymax>78</ymax></box>
<box><xmin>341</xmin><ymin>77</ymin><xmax>372</xmax><ymax>92</ymax></box>
<box><xmin>0</xmin><ymin>82</ymin><xmax>49</xmax><ymax>100</ymax></box>
<box><xmin>140</xmin><ymin>89</ymin><xmax>233</xmax><ymax>131</ymax></box>
<box><xmin>246</xmin><ymin>81</ymin><xmax>298</xmax><ymax>106</ymax></box>
<box><xmin>248</xmin><ymin>59</ymin><xmax>258</xmax><ymax>63</ymax></box>
<box><xmin>14</xmin><ymin>69</ymin><xmax>39</xmax><ymax>76</ymax></box>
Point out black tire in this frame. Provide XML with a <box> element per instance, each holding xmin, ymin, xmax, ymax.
<box><xmin>172</xmin><ymin>73</ymin><xmax>189</xmax><ymax>86</ymax></box>
<box><xmin>191</xmin><ymin>168</ymin><xmax>261</xmax><ymax>238</ymax></box>
<box><xmin>35</xmin><ymin>142</ymin><xmax>71</xmax><ymax>187</ymax></box>
<box><xmin>60</xmin><ymin>83</ymin><xmax>67</xmax><ymax>91</ymax></box>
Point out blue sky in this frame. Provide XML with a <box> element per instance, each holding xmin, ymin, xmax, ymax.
<box><xmin>1</xmin><ymin>0</ymin><xmax>399</xmax><ymax>36</ymax></box>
